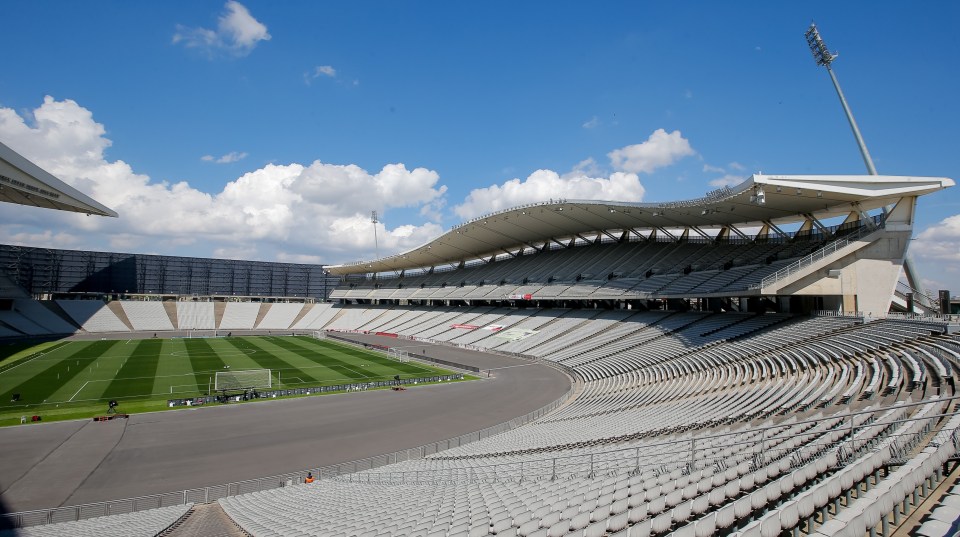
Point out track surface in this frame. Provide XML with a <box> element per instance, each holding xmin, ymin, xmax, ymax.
<box><xmin>0</xmin><ymin>335</ymin><xmax>570</xmax><ymax>512</ymax></box>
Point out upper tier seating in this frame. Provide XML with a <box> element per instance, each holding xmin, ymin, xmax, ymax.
<box><xmin>333</xmin><ymin>220</ymin><xmax>875</xmax><ymax>301</ymax></box>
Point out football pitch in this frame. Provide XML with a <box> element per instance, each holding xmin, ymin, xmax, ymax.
<box><xmin>0</xmin><ymin>336</ymin><xmax>464</xmax><ymax>426</ymax></box>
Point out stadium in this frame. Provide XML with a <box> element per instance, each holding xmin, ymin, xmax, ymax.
<box><xmin>2</xmin><ymin>26</ymin><xmax>960</xmax><ymax>537</ymax></box>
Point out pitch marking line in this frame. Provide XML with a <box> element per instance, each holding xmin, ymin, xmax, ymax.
<box><xmin>338</xmin><ymin>363</ymin><xmax>374</xmax><ymax>379</ymax></box>
<box><xmin>69</xmin><ymin>381</ymin><xmax>91</xmax><ymax>402</ymax></box>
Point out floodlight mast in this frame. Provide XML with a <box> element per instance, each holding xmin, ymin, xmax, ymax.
<box><xmin>371</xmin><ymin>210</ymin><xmax>380</xmax><ymax>261</ymax></box>
<box><xmin>805</xmin><ymin>23</ymin><xmax>878</xmax><ymax>176</ymax></box>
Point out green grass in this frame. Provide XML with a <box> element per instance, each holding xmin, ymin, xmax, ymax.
<box><xmin>0</xmin><ymin>336</ymin><xmax>466</xmax><ymax>426</ymax></box>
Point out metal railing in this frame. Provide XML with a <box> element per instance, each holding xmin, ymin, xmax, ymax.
<box><xmin>3</xmin><ymin>377</ymin><xmax>575</xmax><ymax>529</ymax></box>
<box><xmin>753</xmin><ymin>224</ymin><xmax>882</xmax><ymax>290</ymax></box>
<box><xmin>895</xmin><ymin>281</ymin><xmax>941</xmax><ymax>311</ymax></box>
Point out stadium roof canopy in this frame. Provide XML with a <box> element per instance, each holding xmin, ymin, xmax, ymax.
<box><xmin>328</xmin><ymin>174</ymin><xmax>953</xmax><ymax>275</ymax></box>
<box><xmin>0</xmin><ymin>141</ymin><xmax>118</xmax><ymax>217</ymax></box>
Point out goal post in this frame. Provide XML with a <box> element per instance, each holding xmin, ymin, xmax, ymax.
<box><xmin>312</xmin><ymin>331</ymin><xmax>326</xmax><ymax>340</ymax></box>
<box><xmin>214</xmin><ymin>369</ymin><xmax>272</xmax><ymax>391</ymax></box>
<box><xmin>387</xmin><ymin>348</ymin><xmax>408</xmax><ymax>363</ymax></box>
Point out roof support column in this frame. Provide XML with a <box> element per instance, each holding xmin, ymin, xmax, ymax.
<box><xmin>761</xmin><ymin>220</ymin><xmax>788</xmax><ymax>240</ymax></box>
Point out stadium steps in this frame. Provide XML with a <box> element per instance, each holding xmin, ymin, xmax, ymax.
<box><xmin>162</xmin><ymin>301</ymin><xmax>179</xmax><ymax>328</ymax></box>
<box><xmin>104</xmin><ymin>301</ymin><xmax>134</xmax><ymax>331</ymax></box>
<box><xmin>252</xmin><ymin>303</ymin><xmax>271</xmax><ymax>329</ymax></box>
<box><xmin>213</xmin><ymin>301</ymin><xmax>228</xmax><ymax>329</ymax></box>
<box><xmin>288</xmin><ymin>302</ymin><xmax>314</xmax><ymax>328</ymax></box>
<box><xmin>161</xmin><ymin>503</ymin><xmax>250</xmax><ymax>537</ymax></box>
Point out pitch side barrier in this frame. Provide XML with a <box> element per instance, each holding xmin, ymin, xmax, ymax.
<box><xmin>166</xmin><ymin>374</ymin><xmax>463</xmax><ymax>407</ymax></box>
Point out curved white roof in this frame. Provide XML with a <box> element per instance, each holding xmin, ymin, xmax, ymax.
<box><xmin>328</xmin><ymin>174</ymin><xmax>953</xmax><ymax>275</ymax></box>
<box><xmin>0</xmin><ymin>141</ymin><xmax>117</xmax><ymax>217</ymax></box>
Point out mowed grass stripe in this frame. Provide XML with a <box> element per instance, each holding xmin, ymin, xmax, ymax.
<box><xmin>152</xmin><ymin>339</ymin><xmax>199</xmax><ymax>397</ymax></box>
<box><xmin>0</xmin><ymin>341</ymin><xmax>72</xmax><ymax>373</ymax></box>
<box><xmin>291</xmin><ymin>337</ymin><xmax>440</xmax><ymax>376</ymax></box>
<box><xmin>237</xmin><ymin>336</ymin><xmax>355</xmax><ymax>384</ymax></box>
<box><xmin>261</xmin><ymin>337</ymin><xmax>373</xmax><ymax>382</ymax></box>
<box><xmin>222</xmin><ymin>337</ymin><xmax>324</xmax><ymax>384</ymax></box>
<box><xmin>184</xmin><ymin>338</ymin><xmax>229</xmax><ymax>393</ymax></box>
<box><xmin>0</xmin><ymin>340</ymin><xmax>122</xmax><ymax>407</ymax></box>
<box><xmin>101</xmin><ymin>339</ymin><xmax>164</xmax><ymax>401</ymax></box>
<box><xmin>0</xmin><ymin>341</ymin><xmax>79</xmax><ymax>391</ymax></box>
<box><xmin>203</xmin><ymin>338</ymin><xmax>265</xmax><ymax>371</ymax></box>
<box><xmin>46</xmin><ymin>339</ymin><xmax>141</xmax><ymax>403</ymax></box>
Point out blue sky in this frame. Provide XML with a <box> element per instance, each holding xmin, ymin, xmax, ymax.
<box><xmin>0</xmin><ymin>2</ymin><xmax>958</xmax><ymax>292</ymax></box>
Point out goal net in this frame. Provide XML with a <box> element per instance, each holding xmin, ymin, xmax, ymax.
<box><xmin>387</xmin><ymin>348</ymin><xmax>408</xmax><ymax>363</ymax></box>
<box><xmin>312</xmin><ymin>331</ymin><xmax>326</xmax><ymax>340</ymax></box>
<box><xmin>215</xmin><ymin>369</ymin><xmax>272</xmax><ymax>391</ymax></box>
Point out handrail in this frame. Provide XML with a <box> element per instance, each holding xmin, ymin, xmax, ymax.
<box><xmin>752</xmin><ymin>223</ymin><xmax>882</xmax><ymax>290</ymax></box>
<box><xmin>895</xmin><ymin>281</ymin><xmax>940</xmax><ymax>310</ymax></box>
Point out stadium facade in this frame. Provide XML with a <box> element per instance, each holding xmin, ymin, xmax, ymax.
<box><xmin>0</xmin><ymin>244</ymin><xmax>335</xmax><ymax>301</ymax></box>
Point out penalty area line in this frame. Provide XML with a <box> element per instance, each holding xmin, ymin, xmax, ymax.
<box><xmin>69</xmin><ymin>380</ymin><xmax>91</xmax><ymax>402</ymax></box>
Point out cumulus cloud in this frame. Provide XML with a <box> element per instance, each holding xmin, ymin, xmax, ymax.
<box><xmin>201</xmin><ymin>151</ymin><xmax>248</xmax><ymax>164</ymax></box>
<box><xmin>912</xmin><ymin>214</ymin><xmax>960</xmax><ymax>262</ymax></box>
<box><xmin>0</xmin><ymin>96</ymin><xmax>445</xmax><ymax>263</ymax></box>
<box><xmin>607</xmin><ymin>129</ymin><xmax>695</xmax><ymax>174</ymax></box>
<box><xmin>454</xmin><ymin>168</ymin><xmax>645</xmax><ymax>220</ymax></box>
<box><xmin>173</xmin><ymin>1</ymin><xmax>270</xmax><ymax>57</ymax></box>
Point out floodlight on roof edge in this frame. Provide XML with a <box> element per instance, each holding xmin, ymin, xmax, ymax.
<box><xmin>805</xmin><ymin>23</ymin><xmax>878</xmax><ymax>176</ymax></box>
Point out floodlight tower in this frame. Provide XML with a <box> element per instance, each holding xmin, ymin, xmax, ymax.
<box><xmin>371</xmin><ymin>210</ymin><xmax>380</xmax><ymax>261</ymax></box>
<box><xmin>805</xmin><ymin>23</ymin><xmax>878</xmax><ymax>175</ymax></box>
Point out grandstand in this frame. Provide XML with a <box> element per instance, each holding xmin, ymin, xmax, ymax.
<box><xmin>4</xmin><ymin>54</ymin><xmax>960</xmax><ymax>537</ymax></box>
<box><xmin>2</xmin><ymin>170</ymin><xmax>960</xmax><ymax>537</ymax></box>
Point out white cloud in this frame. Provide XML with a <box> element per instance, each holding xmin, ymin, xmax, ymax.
<box><xmin>0</xmin><ymin>228</ymin><xmax>83</xmax><ymax>249</ymax></box>
<box><xmin>454</xmin><ymin>168</ymin><xmax>645</xmax><ymax>220</ymax></box>
<box><xmin>201</xmin><ymin>151</ymin><xmax>248</xmax><ymax>164</ymax></box>
<box><xmin>173</xmin><ymin>1</ymin><xmax>270</xmax><ymax>58</ymax></box>
<box><xmin>702</xmin><ymin>164</ymin><xmax>725</xmax><ymax>174</ymax></box>
<box><xmin>562</xmin><ymin>158</ymin><xmax>604</xmax><ymax>179</ymax></box>
<box><xmin>582</xmin><ymin>116</ymin><xmax>600</xmax><ymax>129</ymax></box>
<box><xmin>728</xmin><ymin>161</ymin><xmax>745</xmax><ymax>171</ymax></box>
<box><xmin>0</xmin><ymin>96</ymin><xmax>446</xmax><ymax>263</ymax></box>
<box><xmin>912</xmin><ymin>214</ymin><xmax>960</xmax><ymax>262</ymax></box>
<box><xmin>707</xmin><ymin>174</ymin><xmax>745</xmax><ymax>188</ymax></box>
<box><xmin>304</xmin><ymin>65</ymin><xmax>339</xmax><ymax>85</ymax></box>
<box><xmin>607</xmin><ymin>129</ymin><xmax>696</xmax><ymax>174</ymax></box>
